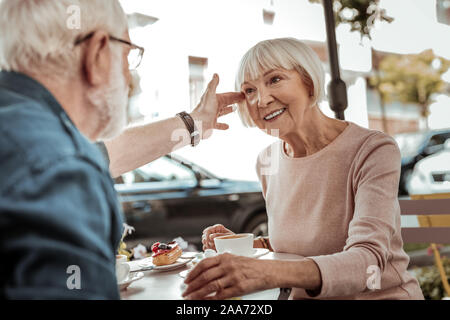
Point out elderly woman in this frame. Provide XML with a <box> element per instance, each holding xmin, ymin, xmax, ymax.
<box><xmin>182</xmin><ymin>38</ymin><xmax>424</xmax><ymax>300</ymax></box>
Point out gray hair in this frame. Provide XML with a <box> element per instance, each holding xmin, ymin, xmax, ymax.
<box><xmin>0</xmin><ymin>0</ymin><xmax>128</xmax><ymax>78</ymax></box>
<box><xmin>235</xmin><ymin>38</ymin><xmax>326</xmax><ymax>127</ymax></box>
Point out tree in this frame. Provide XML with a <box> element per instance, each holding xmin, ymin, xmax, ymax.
<box><xmin>309</xmin><ymin>0</ymin><xmax>393</xmax><ymax>40</ymax></box>
<box><xmin>369</xmin><ymin>50</ymin><xmax>450</xmax><ymax>130</ymax></box>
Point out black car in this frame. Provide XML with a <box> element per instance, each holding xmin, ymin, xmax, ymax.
<box><xmin>394</xmin><ymin>128</ymin><xmax>450</xmax><ymax>195</ymax></box>
<box><xmin>114</xmin><ymin>154</ymin><xmax>267</xmax><ymax>247</ymax></box>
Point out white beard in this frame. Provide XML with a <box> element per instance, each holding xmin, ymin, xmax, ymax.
<box><xmin>87</xmin><ymin>48</ymin><xmax>129</xmax><ymax>141</ymax></box>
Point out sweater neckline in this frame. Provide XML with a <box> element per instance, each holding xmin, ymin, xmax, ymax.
<box><xmin>280</xmin><ymin>121</ymin><xmax>353</xmax><ymax>161</ymax></box>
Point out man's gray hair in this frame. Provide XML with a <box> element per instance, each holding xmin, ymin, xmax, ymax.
<box><xmin>0</xmin><ymin>0</ymin><xmax>128</xmax><ymax>78</ymax></box>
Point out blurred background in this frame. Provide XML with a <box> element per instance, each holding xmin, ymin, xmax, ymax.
<box><xmin>119</xmin><ymin>0</ymin><xmax>450</xmax><ymax>184</ymax></box>
<box><xmin>113</xmin><ymin>0</ymin><xmax>450</xmax><ymax>298</ymax></box>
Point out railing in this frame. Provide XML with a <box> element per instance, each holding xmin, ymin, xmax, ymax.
<box><xmin>399</xmin><ymin>196</ymin><xmax>450</xmax><ymax>243</ymax></box>
<box><xmin>399</xmin><ymin>193</ymin><xmax>450</xmax><ymax>297</ymax></box>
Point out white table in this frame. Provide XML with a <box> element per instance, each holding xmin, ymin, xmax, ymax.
<box><xmin>120</xmin><ymin>252</ymin><xmax>304</xmax><ymax>300</ymax></box>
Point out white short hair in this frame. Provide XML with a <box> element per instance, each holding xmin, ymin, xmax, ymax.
<box><xmin>0</xmin><ymin>0</ymin><xmax>128</xmax><ymax>78</ymax></box>
<box><xmin>235</xmin><ymin>38</ymin><xmax>325</xmax><ymax>127</ymax></box>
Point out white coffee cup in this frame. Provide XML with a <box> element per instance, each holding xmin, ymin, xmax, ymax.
<box><xmin>115</xmin><ymin>254</ymin><xmax>130</xmax><ymax>283</ymax></box>
<box><xmin>214</xmin><ymin>233</ymin><xmax>254</xmax><ymax>256</ymax></box>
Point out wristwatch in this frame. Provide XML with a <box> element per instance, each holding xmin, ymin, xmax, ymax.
<box><xmin>176</xmin><ymin>111</ymin><xmax>200</xmax><ymax>147</ymax></box>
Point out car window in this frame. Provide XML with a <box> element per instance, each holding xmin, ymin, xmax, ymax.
<box><xmin>119</xmin><ymin>157</ymin><xmax>196</xmax><ymax>185</ymax></box>
<box><xmin>423</xmin><ymin>132</ymin><xmax>450</xmax><ymax>155</ymax></box>
<box><xmin>428</xmin><ymin>133</ymin><xmax>450</xmax><ymax>147</ymax></box>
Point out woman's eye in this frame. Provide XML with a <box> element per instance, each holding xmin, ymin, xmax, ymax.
<box><xmin>270</xmin><ymin>76</ymin><xmax>281</xmax><ymax>84</ymax></box>
<box><xmin>245</xmin><ymin>88</ymin><xmax>255</xmax><ymax>95</ymax></box>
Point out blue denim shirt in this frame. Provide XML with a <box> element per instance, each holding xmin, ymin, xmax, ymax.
<box><xmin>0</xmin><ymin>71</ymin><xmax>124</xmax><ymax>299</ymax></box>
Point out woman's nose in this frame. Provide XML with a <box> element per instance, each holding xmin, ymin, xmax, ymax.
<box><xmin>257</xmin><ymin>89</ymin><xmax>273</xmax><ymax>108</ymax></box>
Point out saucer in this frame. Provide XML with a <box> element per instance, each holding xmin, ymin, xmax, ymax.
<box><xmin>220</xmin><ymin>248</ymin><xmax>270</xmax><ymax>258</ymax></box>
<box><xmin>179</xmin><ymin>269</ymin><xmax>189</xmax><ymax>279</ymax></box>
<box><xmin>118</xmin><ymin>272</ymin><xmax>144</xmax><ymax>291</ymax></box>
<box><xmin>245</xmin><ymin>248</ymin><xmax>270</xmax><ymax>258</ymax></box>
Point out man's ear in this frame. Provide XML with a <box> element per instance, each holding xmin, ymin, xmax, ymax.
<box><xmin>82</xmin><ymin>31</ymin><xmax>111</xmax><ymax>87</ymax></box>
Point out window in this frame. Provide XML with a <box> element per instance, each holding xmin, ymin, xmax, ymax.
<box><xmin>437</xmin><ymin>0</ymin><xmax>450</xmax><ymax>25</ymax></box>
<box><xmin>188</xmin><ymin>56</ymin><xmax>208</xmax><ymax>110</ymax></box>
<box><xmin>429</xmin><ymin>133</ymin><xmax>450</xmax><ymax>147</ymax></box>
<box><xmin>425</xmin><ymin>132</ymin><xmax>450</xmax><ymax>153</ymax></box>
<box><xmin>118</xmin><ymin>156</ymin><xmax>196</xmax><ymax>184</ymax></box>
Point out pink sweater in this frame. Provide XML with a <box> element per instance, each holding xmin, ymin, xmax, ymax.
<box><xmin>256</xmin><ymin>122</ymin><xmax>424</xmax><ymax>300</ymax></box>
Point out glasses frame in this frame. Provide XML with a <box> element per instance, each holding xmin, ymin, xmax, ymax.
<box><xmin>74</xmin><ymin>32</ymin><xmax>145</xmax><ymax>69</ymax></box>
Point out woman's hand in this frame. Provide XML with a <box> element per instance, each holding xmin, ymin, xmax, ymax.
<box><xmin>201</xmin><ymin>224</ymin><xmax>234</xmax><ymax>251</ymax></box>
<box><xmin>190</xmin><ymin>74</ymin><xmax>245</xmax><ymax>140</ymax></box>
<box><xmin>182</xmin><ymin>253</ymin><xmax>274</xmax><ymax>300</ymax></box>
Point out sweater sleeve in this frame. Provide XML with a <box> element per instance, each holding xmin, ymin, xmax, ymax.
<box><xmin>306</xmin><ymin>133</ymin><xmax>401</xmax><ymax>298</ymax></box>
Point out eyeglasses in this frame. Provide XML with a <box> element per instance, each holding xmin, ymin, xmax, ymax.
<box><xmin>74</xmin><ymin>32</ymin><xmax>145</xmax><ymax>70</ymax></box>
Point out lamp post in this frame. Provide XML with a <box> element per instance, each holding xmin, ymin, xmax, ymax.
<box><xmin>322</xmin><ymin>0</ymin><xmax>348</xmax><ymax>120</ymax></box>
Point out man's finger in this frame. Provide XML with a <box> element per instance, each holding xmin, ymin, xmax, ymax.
<box><xmin>182</xmin><ymin>265</ymin><xmax>225</xmax><ymax>297</ymax></box>
<box><xmin>218</xmin><ymin>106</ymin><xmax>234</xmax><ymax>117</ymax></box>
<box><xmin>184</xmin><ymin>256</ymin><xmax>220</xmax><ymax>284</ymax></box>
<box><xmin>206</xmin><ymin>74</ymin><xmax>219</xmax><ymax>97</ymax></box>
<box><xmin>217</xmin><ymin>92</ymin><xmax>245</xmax><ymax>106</ymax></box>
<box><xmin>215</xmin><ymin>123</ymin><xmax>229</xmax><ymax>130</ymax></box>
<box><xmin>184</xmin><ymin>276</ymin><xmax>232</xmax><ymax>300</ymax></box>
<box><xmin>206</xmin><ymin>287</ymin><xmax>240</xmax><ymax>300</ymax></box>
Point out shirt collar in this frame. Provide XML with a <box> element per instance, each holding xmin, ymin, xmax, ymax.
<box><xmin>0</xmin><ymin>71</ymin><xmax>75</xmax><ymax>126</ymax></box>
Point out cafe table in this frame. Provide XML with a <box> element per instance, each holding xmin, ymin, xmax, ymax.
<box><xmin>120</xmin><ymin>251</ymin><xmax>304</xmax><ymax>300</ymax></box>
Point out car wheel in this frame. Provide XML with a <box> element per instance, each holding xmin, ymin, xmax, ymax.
<box><xmin>243</xmin><ymin>212</ymin><xmax>268</xmax><ymax>237</ymax></box>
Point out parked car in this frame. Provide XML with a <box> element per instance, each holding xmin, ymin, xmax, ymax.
<box><xmin>407</xmin><ymin>139</ymin><xmax>450</xmax><ymax>195</ymax></box>
<box><xmin>114</xmin><ymin>154</ymin><xmax>267</xmax><ymax>247</ymax></box>
<box><xmin>394</xmin><ymin>128</ymin><xmax>450</xmax><ymax>195</ymax></box>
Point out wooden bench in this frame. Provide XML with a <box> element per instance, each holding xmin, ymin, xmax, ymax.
<box><xmin>399</xmin><ymin>193</ymin><xmax>450</xmax><ymax>297</ymax></box>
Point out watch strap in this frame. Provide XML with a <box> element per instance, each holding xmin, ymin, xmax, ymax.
<box><xmin>176</xmin><ymin>112</ymin><xmax>200</xmax><ymax>147</ymax></box>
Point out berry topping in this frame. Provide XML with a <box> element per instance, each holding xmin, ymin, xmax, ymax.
<box><xmin>150</xmin><ymin>241</ymin><xmax>178</xmax><ymax>257</ymax></box>
<box><xmin>151</xmin><ymin>242</ymin><xmax>160</xmax><ymax>253</ymax></box>
<box><xmin>158</xmin><ymin>244</ymin><xmax>169</xmax><ymax>250</ymax></box>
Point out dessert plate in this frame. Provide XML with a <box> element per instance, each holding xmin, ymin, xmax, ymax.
<box><xmin>118</xmin><ymin>272</ymin><xmax>144</xmax><ymax>291</ymax></box>
<box><xmin>128</xmin><ymin>257</ymin><xmax>191</xmax><ymax>272</ymax></box>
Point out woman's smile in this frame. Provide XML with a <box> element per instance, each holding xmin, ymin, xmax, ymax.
<box><xmin>263</xmin><ymin>107</ymin><xmax>287</xmax><ymax>122</ymax></box>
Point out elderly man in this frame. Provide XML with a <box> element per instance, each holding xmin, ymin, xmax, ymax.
<box><xmin>0</xmin><ymin>0</ymin><xmax>243</xmax><ymax>299</ymax></box>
